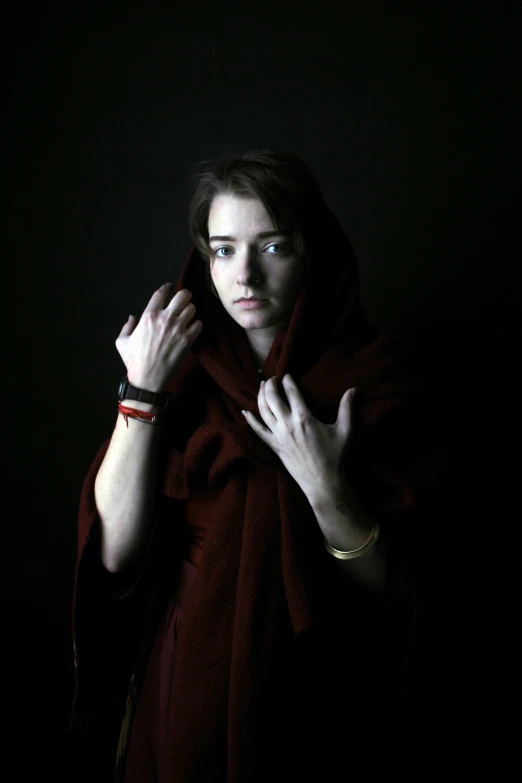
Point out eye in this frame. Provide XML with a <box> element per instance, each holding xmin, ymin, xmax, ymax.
<box><xmin>213</xmin><ymin>243</ymin><xmax>290</xmax><ymax>258</ymax></box>
<box><xmin>213</xmin><ymin>247</ymin><xmax>231</xmax><ymax>258</ymax></box>
<box><xmin>266</xmin><ymin>243</ymin><xmax>289</xmax><ymax>254</ymax></box>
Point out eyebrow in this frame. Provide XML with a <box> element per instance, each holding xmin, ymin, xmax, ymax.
<box><xmin>208</xmin><ymin>230</ymin><xmax>290</xmax><ymax>243</ymax></box>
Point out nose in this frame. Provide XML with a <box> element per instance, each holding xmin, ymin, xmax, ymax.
<box><xmin>236</xmin><ymin>251</ymin><xmax>263</xmax><ymax>285</ymax></box>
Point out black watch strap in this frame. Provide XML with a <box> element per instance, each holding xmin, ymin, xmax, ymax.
<box><xmin>118</xmin><ymin>375</ymin><xmax>170</xmax><ymax>409</ymax></box>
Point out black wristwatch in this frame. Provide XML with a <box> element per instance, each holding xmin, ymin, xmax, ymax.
<box><xmin>118</xmin><ymin>375</ymin><xmax>171</xmax><ymax>409</ymax></box>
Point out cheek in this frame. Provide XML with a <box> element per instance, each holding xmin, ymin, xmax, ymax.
<box><xmin>211</xmin><ymin>260</ymin><xmax>224</xmax><ymax>278</ymax></box>
<box><xmin>282</xmin><ymin>264</ymin><xmax>304</xmax><ymax>292</ymax></box>
<box><xmin>210</xmin><ymin>265</ymin><xmax>229</xmax><ymax>298</ymax></box>
<box><xmin>210</xmin><ymin>263</ymin><xmax>220</xmax><ymax>284</ymax></box>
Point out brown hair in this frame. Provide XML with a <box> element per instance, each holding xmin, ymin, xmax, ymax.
<box><xmin>187</xmin><ymin>148</ymin><xmax>327</xmax><ymax>297</ymax></box>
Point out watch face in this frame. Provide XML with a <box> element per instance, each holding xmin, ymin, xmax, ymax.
<box><xmin>118</xmin><ymin>377</ymin><xmax>128</xmax><ymax>400</ymax></box>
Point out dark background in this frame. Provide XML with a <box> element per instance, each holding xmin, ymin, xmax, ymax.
<box><xmin>7</xmin><ymin>0</ymin><xmax>520</xmax><ymax>778</ymax></box>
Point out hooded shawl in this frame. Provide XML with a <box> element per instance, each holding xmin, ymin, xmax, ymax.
<box><xmin>71</xmin><ymin>203</ymin><xmax>453</xmax><ymax>781</ymax></box>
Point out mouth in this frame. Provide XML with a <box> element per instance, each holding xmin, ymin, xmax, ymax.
<box><xmin>236</xmin><ymin>298</ymin><xmax>268</xmax><ymax>309</ymax></box>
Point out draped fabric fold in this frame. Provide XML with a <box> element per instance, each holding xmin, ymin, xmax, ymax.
<box><xmin>71</xmin><ymin>203</ymin><xmax>453</xmax><ymax>781</ymax></box>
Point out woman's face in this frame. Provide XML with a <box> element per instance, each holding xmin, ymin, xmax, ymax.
<box><xmin>207</xmin><ymin>194</ymin><xmax>305</xmax><ymax>357</ymax></box>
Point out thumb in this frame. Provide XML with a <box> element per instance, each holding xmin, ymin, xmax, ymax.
<box><xmin>337</xmin><ymin>387</ymin><xmax>355</xmax><ymax>427</ymax></box>
<box><xmin>118</xmin><ymin>314</ymin><xmax>135</xmax><ymax>336</ymax></box>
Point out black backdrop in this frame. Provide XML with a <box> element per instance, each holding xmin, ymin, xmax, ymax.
<box><xmin>7</xmin><ymin>0</ymin><xmax>520</xmax><ymax>778</ymax></box>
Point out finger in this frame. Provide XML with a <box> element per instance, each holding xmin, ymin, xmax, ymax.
<box><xmin>242</xmin><ymin>409</ymin><xmax>265</xmax><ymax>440</ymax></box>
<box><xmin>258</xmin><ymin>380</ymin><xmax>278</xmax><ymax>426</ymax></box>
<box><xmin>118</xmin><ymin>315</ymin><xmax>135</xmax><ymax>337</ymax></box>
<box><xmin>145</xmin><ymin>284</ymin><xmax>191</xmax><ymax>314</ymax></box>
<box><xmin>338</xmin><ymin>388</ymin><xmax>356</xmax><ymax>429</ymax></box>
<box><xmin>281</xmin><ymin>374</ymin><xmax>308</xmax><ymax>412</ymax></box>
<box><xmin>166</xmin><ymin>287</ymin><xmax>195</xmax><ymax>316</ymax></box>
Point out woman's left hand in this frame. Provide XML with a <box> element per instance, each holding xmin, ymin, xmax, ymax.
<box><xmin>242</xmin><ymin>374</ymin><xmax>358</xmax><ymax>499</ymax></box>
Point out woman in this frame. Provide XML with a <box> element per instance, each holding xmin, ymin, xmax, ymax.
<box><xmin>70</xmin><ymin>149</ymin><xmax>452</xmax><ymax>781</ymax></box>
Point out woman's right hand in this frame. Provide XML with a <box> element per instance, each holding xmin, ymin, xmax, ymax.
<box><xmin>115</xmin><ymin>283</ymin><xmax>203</xmax><ymax>392</ymax></box>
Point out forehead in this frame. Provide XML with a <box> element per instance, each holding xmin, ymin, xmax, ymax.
<box><xmin>208</xmin><ymin>194</ymin><xmax>275</xmax><ymax>232</ymax></box>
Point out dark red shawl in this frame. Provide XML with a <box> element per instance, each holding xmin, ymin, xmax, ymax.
<box><xmin>71</xmin><ymin>204</ymin><xmax>453</xmax><ymax>780</ymax></box>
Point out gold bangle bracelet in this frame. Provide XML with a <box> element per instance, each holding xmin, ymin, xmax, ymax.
<box><xmin>323</xmin><ymin>522</ymin><xmax>380</xmax><ymax>560</ymax></box>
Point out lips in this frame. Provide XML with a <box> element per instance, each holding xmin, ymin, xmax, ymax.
<box><xmin>236</xmin><ymin>298</ymin><xmax>268</xmax><ymax>310</ymax></box>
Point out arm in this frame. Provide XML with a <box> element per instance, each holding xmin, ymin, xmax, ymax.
<box><xmin>94</xmin><ymin>398</ymin><xmax>165</xmax><ymax>573</ymax></box>
<box><xmin>306</xmin><ymin>475</ymin><xmax>387</xmax><ymax>593</ymax></box>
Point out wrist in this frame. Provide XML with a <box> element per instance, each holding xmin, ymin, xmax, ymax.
<box><xmin>306</xmin><ymin>473</ymin><xmax>358</xmax><ymax>512</ymax></box>
<box><xmin>307</xmin><ymin>475</ymin><xmax>374</xmax><ymax>546</ymax></box>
